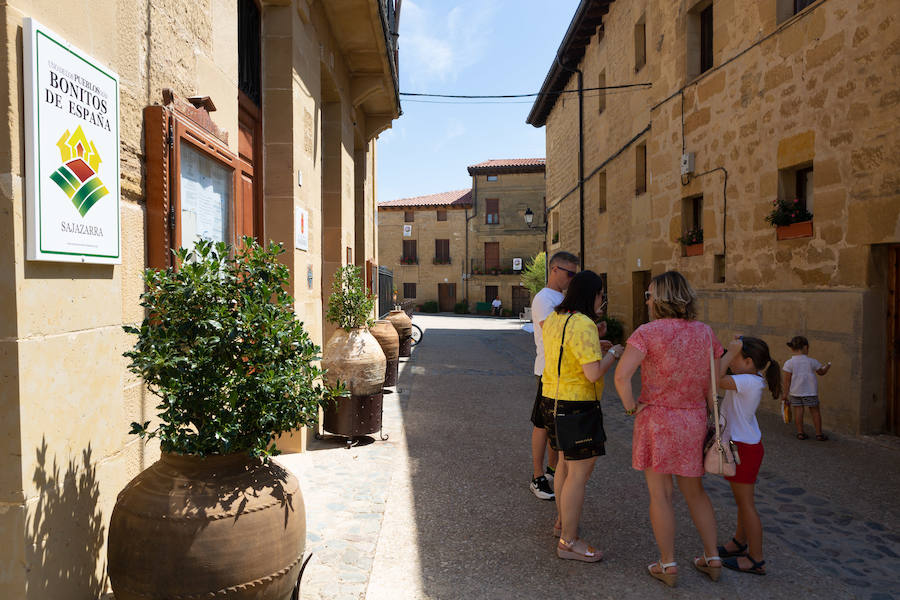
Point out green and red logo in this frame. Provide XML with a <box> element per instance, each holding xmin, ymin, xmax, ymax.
<box><xmin>49</xmin><ymin>125</ymin><xmax>109</xmax><ymax>217</ymax></box>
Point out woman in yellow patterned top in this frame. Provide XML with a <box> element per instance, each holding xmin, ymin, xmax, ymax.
<box><xmin>540</xmin><ymin>271</ymin><xmax>624</xmax><ymax>562</ymax></box>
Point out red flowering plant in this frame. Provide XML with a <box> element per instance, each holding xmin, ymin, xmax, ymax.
<box><xmin>765</xmin><ymin>198</ymin><xmax>813</xmax><ymax>227</ymax></box>
<box><xmin>676</xmin><ymin>227</ymin><xmax>703</xmax><ymax>245</ymax></box>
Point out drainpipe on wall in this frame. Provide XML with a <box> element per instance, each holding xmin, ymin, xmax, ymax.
<box><xmin>554</xmin><ymin>54</ymin><xmax>585</xmax><ymax>264</ymax></box>
<box><xmin>464</xmin><ymin>176</ymin><xmax>478</xmax><ymax>304</ymax></box>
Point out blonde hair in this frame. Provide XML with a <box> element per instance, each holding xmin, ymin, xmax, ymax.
<box><xmin>650</xmin><ymin>271</ymin><xmax>697</xmax><ymax>320</ymax></box>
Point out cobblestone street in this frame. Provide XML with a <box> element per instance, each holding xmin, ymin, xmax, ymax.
<box><xmin>277</xmin><ymin>314</ymin><xmax>900</xmax><ymax>600</ymax></box>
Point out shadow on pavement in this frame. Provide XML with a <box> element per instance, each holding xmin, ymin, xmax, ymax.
<box><xmin>395</xmin><ymin>314</ymin><xmax>900</xmax><ymax>600</ymax></box>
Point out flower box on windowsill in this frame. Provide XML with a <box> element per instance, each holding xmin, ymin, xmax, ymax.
<box><xmin>776</xmin><ymin>220</ymin><xmax>813</xmax><ymax>241</ymax></box>
<box><xmin>684</xmin><ymin>243</ymin><xmax>703</xmax><ymax>257</ymax></box>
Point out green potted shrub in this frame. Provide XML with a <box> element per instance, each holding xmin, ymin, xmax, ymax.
<box><xmin>677</xmin><ymin>227</ymin><xmax>704</xmax><ymax>256</ymax></box>
<box><xmin>109</xmin><ymin>238</ymin><xmax>339</xmax><ymax>600</ymax></box>
<box><xmin>321</xmin><ymin>265</ymin><xmax>387</xmax><ymax>440</ymax></box>
<box><xmin>421</xmin><ymin>300</ymin><xmax>439</xmax><ymax>313</ymax></box>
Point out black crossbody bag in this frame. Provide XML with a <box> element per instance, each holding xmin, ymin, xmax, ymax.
<box><xmin>554</xmin><ymin>314</ymin><xmax>606</xmax><ymax>452</ymax></box>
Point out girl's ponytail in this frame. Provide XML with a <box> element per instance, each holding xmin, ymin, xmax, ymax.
<box><xmin>740</xmin><ymin>336</ymin><xmax>782</xmax><ymax>398</ymax></box>
<box><xmin>764</xmin><ymin>358</ymin><xmax>782</xmax><ymax>399</ymax></box>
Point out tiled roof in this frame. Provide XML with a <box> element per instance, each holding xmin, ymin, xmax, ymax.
<box><xmin>527</xmin><ymin>1</ymin><xmax>615</xmax><ymax>127</ymax></box>
<box><xmin>378</xmin><ymin>188</ymin><xmax>473</xmax><ymax>209</ymax></box>
<box><xmin>467</xmin><ymin>158</ymin><xmax>546</xmax><ymax>170</ymax></box>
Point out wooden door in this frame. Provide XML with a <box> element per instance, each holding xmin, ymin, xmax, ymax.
<box><xmin>438</xmin><ymin>283</ymin><xmax>456</xmax><ymax>312</ymax></box>
<box><xmin>889</xmin><ymin>246</ymin><xmax>900</xmax><ymax>434</ymax></box>
<box><xmin>632</xmin><ymin>270</ymin><xmax>651</xmax><ymax>329</ymax></box>
<box><xmin>484</xmin><ymin>242</ymin><xmax>500</xmax><ymax>270</ymax></box>
<box><xmin>237</xmin><ymin>93</ymin><xmax>262</xmax><ymax>241</ymax></box>
<box><xmin>511</xmin><ymin>286</ymin><xmax>530</xmax><ymax>316</ymax></box>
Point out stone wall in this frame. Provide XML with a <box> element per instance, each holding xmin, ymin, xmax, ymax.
<box><xmin>541</xmin><ymin>0</ymin><xmax>899</xmax><ymax>433</ymax></box>
<box><xmin>378</xmin><ymin>206</ymin><xmax>468</xmax><ymax>309</ymax></box>
<box><xmin>0</xmin><ymin>0</ymin><xmax>392</xmax><ymax>596</ymax></box>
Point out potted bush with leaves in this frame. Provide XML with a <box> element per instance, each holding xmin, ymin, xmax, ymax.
<box><xmin>766</xmin><ymin>197</ymin><xmax>813</xmax><ymax>240</ymax></box>
<box><xmin>677</xmin><ymin>227</ymin><xmax>704</xmax><ymax>256</ymax></box>
<box><xmin>321</xmin><ymin>265</ymin><xmax>387</xmax><ymax>442</ymax></box>
<box><xmin>109</xmin><ymin>239</ymin><xmax>340</xmax><ymax>600</ymax></box>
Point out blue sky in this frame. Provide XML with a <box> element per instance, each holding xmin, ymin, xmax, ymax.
<box><xmin>376</xmin><ymin>0</ymin><xmax>581</xmax><ymax>203</ymax></box>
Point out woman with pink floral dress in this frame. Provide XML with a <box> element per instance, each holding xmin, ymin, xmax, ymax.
<box><xmin>614</xmin><ymin>271</ymin><xmax>723</xmax><ymax>588</ymax></box>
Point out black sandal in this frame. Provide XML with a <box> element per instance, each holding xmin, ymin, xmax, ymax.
<box><xmin>723</xmin><ymin>556</ymin><xmax>766</xmax><ymax>575</ymax></box>
<box><xmin>816</xmin><ymin>434</ymin><xmax>829</xmax><ymax>441</ymax></box>
<box><xmin>796</xmin><ymin>432</ymin><xmax>808</xmax><ymax>440</ymax></box>
<box><xmin>717</xmin><ymin>537</ymin><xmax>748</xmax><ymax>558</ymax></box>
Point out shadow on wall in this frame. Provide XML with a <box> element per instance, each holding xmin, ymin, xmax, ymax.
<box><xmin>25</xmin><ymin>438</ymin><xmax>108</xmax><ymax>598</ymax></box>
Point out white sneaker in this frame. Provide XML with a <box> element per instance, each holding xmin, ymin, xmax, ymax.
<box><xmin>530</xmin><ymin>475</ymin><xmax>554</xmax><ymax>500</ymax></box>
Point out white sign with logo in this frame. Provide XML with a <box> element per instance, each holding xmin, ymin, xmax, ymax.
<box><xmin>513</xmin><ymin>257</ymin><xmax>523</xmax><ymax>271</ymax></box>
<box><xmin>24</xmin><ymin>19</ymin><xmax>120</xmax><ymax>263</ymax></box>
<box><xmin>403</xmin><ymin>224</ymin><xmax>412</xmax><ymax>237</ymax></box>
<box><xmin>295</xmin><ymin>207</ymin><xmax>309</xmax><ymax>251</ymax></box>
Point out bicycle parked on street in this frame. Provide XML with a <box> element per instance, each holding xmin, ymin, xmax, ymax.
<box><xmin>400</xmin><ymin>300</ymin><xmax>423</xmax><ymax>346</ymax></box>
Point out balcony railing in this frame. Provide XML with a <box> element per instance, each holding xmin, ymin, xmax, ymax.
<box><xmin>433</xmin><ymin>257</ymin><xmax>452</xmax><ymax>265</ymax></box>
<box><xmin>469</xmin><ymin>262</ymin><xmax>519</xmax><ymax>276</ymax></box>
<box><xmin>399</xmin><ymin>256</ymin><xmax>418</xmax><ymax>265</ymax></box>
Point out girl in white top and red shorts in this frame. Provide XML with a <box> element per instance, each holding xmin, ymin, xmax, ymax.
<box><xmin>715</xmin><ymin>335</ymin><xmax>783</xmax><ymax>576</ymax></box>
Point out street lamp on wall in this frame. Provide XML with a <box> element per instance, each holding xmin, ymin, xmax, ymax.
<box><xmin>524</xmin><ymin>207</ymin><xmax>546</xmax><ymax>231</ymax></box>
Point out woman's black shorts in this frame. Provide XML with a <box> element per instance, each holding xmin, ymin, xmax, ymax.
<box><xmin>539</xmin><ymin>396</ymin><xmax>606</xmax><ymax>461</ymax></box>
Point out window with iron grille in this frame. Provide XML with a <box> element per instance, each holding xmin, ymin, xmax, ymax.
<box><xmin>485</xmin><ymin>198</ymin><xmax>499</xmax><ymax>224</ymax></box>
<box><xmin>238</xmin><ymin>0</ymin><xmax>261</xmax><ymax>106</ymax></box>
<box><xmin>403</xmin><ymin>283</ymin><xmax>416</xmax><ymax>299</ymax></box>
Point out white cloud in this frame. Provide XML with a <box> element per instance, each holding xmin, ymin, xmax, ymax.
<box><xmin>401</xmin><ymin>0</ymin><xmax>498</xmax><ymax>88</ymax></box>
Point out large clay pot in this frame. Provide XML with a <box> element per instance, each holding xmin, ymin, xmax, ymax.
<box><xmin>387</xmin><ymin>309</ymin><xmax>413</xmax><ymax>357</ymax></box>
<box><xmin>108</xmin><ymin>452</ymin><xmax>305</xmax><ymax>600</ymax></box>
<box><xmin>370</xmin><ymin>320</ymin><xmax>400</xmax><ymax>387</ymax></box>
<box><xmin>321</xmin><ymin>327</ymin><xmax>387</xmax><ymax>436</ymax></box>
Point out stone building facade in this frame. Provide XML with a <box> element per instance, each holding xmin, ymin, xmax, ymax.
<box><xmin>378</xmin><ymin>159</ymin><xmax>546</xmax><ymax>314</ymax></box>
<box><xmin>378</xmin><ymin>189</ymin><xmax>472</xmax><ymax>312</ymax></box>
<box><xmin>0</xmin><ymin>0</ymin><xmax>400</xmax><ymax>597</ymax></box>
<box><xmin>528</xmin><ymin>0</ymin><xmax>899</xmax><ymax>434</ymax></box>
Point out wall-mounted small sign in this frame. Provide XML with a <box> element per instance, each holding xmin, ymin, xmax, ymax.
<box><xmin>403</xmin><ymin>224</ymin><xmax>412</xmax><ymax>237</ymax></box>
<box><xmin>513</xmin><ymin>257</ymin><xmax>523</xmax><ymax>271</ymax></box>
<box><xmin>24</xmin><ymin>18</ymin><xmax>120</xmax><ymax>264</ymax></box>
<box><xmin>296</xmin><ymin>207</ymin><xmax>309</xmax><ymax>251</ymax></box>
<box><xmin>307</xmin><ymin>265</ymin><xmax>314</xmax><ymax>289</ymax></box>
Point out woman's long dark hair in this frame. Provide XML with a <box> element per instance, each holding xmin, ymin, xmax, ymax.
<box><xmin>555</xmin><ymin>270</ymin><xmax>604</xmax><ymax>322</ymax></box>
<box><xmin>740</xmin><ymin>336</ymin><xmax>782</xmax><ymax>399</ymax></box>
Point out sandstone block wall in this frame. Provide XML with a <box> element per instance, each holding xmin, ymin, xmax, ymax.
<box><xmin>378</xmin><ymin>206</ymin><xmax>468</xmax><ymax>308</ymax></box>
<box><xmin>0</xmin><ymin>0</ymin><xmax>392</xmax><ymax>596</ymax></box>
<box><xmin>541</xmin><ymin>0</ymin><xmax>899</xmax><ymax>433</ymax></box>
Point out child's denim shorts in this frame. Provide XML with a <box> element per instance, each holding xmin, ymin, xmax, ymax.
<box><xmin>789</xmin><ymin>395</ymin><xmax>819</xmax><ymax>407</ymax></box>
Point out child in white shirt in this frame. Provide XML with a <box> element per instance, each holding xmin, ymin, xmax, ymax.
<box><xmin>715</xmin><ymin>335</ymin><xmax>782</xmax><ymax>576</ymax></box>
<box><xmin>781</xmin><ymin>335</ymin><xmax>831</xmax><ymax>441</ymax></box>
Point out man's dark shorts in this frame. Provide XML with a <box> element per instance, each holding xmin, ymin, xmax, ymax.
<box><xmin>530</xmin><ymin>376</ymin><xmax>546</xmax><ymax>427</ymax></box>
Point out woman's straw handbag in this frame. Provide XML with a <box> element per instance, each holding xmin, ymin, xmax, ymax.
<box><xmin>704</xmin><ymin>341</ymin><xmax>738</xmax><ymax>477</ymax></box>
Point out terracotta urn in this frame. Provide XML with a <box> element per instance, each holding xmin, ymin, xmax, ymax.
<box><xmin>370</xmin><ymin>319</ymin><xmax>400</xmax><ymax>387</ymax></box>
<box><xmin>108</xmin><ymin>452</ymin><xmax>305</xmax><ymax>600</ymax></box>
<box><xmin>386</xmin><ymin>309</ymin><xmax>413</xmax><ymax>357</ymax></box>
<box><xmin>321</xmin><ymin>326</ymin><xmax>387</xmax><ymax>436</ymax></box>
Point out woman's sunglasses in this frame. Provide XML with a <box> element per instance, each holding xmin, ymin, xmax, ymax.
<box><xmin>556</xmin><ymin>266</ymin><xmax>577</xmax><ymax>278</ymax></box>
<box><xmin>644</xmin><ymin>291</ymin><xmax>652</xmax><ymax>301</ymax></box>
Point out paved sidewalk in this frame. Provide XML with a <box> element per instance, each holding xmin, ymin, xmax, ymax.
<box><xmin>278</xmin><ymin>314</ymin><xmax>900</xmax><ymax>600</ymax></box>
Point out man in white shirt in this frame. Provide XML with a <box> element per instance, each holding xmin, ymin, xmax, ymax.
<box><xmin>529</xmin><ymin>251</ymin><xmax>579</xmax><ymax>500</ymax></box>
<box><xmin>491</xmin><ymin>297</ymin><xmax>502</xmax><ymax>316</ymax></box>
